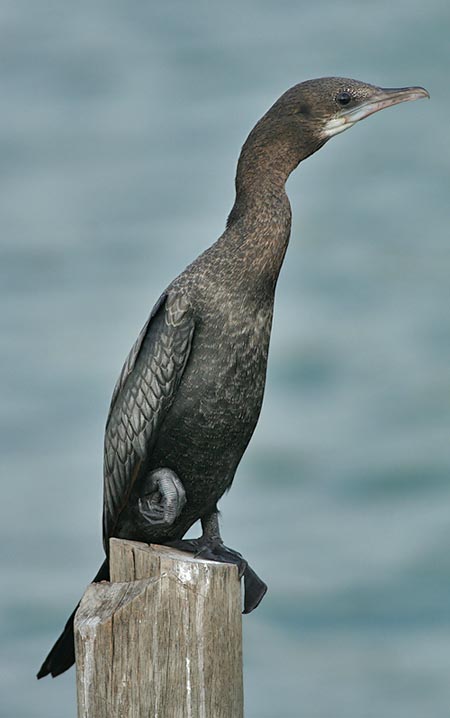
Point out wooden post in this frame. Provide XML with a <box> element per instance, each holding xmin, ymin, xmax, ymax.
<box><xmin>74</xmin><ymin>539</ymin><xmax>243</xmax><ymax>718</ymax></box>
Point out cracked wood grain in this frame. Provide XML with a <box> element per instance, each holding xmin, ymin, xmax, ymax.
<box><xmin>75</xmin><ymin>539</ymin><xmax>243</xmax><ymax>718</ymax></box>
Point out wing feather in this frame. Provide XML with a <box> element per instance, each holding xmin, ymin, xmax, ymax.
<box><xmin>102</xmin><ymin>291</ymin><xmax>195</xmax><ymax>546</ymax></box>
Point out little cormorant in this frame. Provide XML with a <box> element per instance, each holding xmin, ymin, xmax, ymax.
<box><xmin>38</xmin><ymin>77</ymin><xmax>429</xmax><ymax>678</ymax></box>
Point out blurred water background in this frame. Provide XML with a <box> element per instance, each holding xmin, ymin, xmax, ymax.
<box><xmin>1</xmin><ymin>1</ymin><xmax>448</xmax><ymax>716</ymax></box>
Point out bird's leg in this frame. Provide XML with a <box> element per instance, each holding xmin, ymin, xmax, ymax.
<box><xmin>136</xmin><ymin>467</ymin><xmax>186</xmax><ymax>529</ymax></box>
<box><xmin>167</xmin><ymin>508</ymin><xmax>268</xmax><ymax>613</ymax></box>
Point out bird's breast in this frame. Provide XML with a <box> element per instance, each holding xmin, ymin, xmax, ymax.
<box><xmin>195</xmin><ymin>303</ymin><xmax>273</xmax><ymax>413</ymax></box>
<box><xmin>149</xmin><ymin>301</ymin><xmax>273</xmax><ymax>503</ymax></box>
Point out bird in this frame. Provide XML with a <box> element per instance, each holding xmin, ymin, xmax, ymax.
<box><xmin>37</xmin><ymin>77</ymin><xmax>428</xmax><ymax>679</ymax></box>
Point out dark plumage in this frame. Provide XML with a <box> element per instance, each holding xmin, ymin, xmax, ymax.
<box><xmin>38</xmin><ymin>77</ymin><xmax>428</xmax><ymax>679</ymax></box>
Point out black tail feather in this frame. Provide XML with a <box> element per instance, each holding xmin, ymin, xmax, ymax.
<box><xmin>37</xmin><ymin>559</ymin><xmax>109</xmax><ymax>679</ymax></box>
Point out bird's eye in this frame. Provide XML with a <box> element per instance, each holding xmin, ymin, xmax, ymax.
<box><xmin>336</xmin><ymin>91</ymin><xmax>352</xmax><ymax>106</ymax></box>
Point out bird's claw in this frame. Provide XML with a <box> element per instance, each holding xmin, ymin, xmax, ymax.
<box><xmin>242</xmin><ymin>564</ymin><xmax>267</xmax><ymax>613</ymax></box>
<box><xmin>193</xmin><ymin>543</ymin><xmax>248</xmax><ymax>579</ymax></box>
<box><xmin>166</xmin><ymin>538</ymin><xmax>267</xmax><ymax>613</ymax></box>
<box><xmin>137</xmin><ymin>467</ymin><xmax>186</xmax><ymax>529</ymax></box>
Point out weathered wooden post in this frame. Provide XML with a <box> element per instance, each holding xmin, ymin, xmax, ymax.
<box><xmin>74</xmin><ymin>539</ymin><xmax>243</xmax><ymax>718</ymax></box>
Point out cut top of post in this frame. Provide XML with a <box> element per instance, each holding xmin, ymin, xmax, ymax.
<box><xmin>75</xmin><ymin>539</ymin><xmax>244</xmax><ymax>718</ymax></box>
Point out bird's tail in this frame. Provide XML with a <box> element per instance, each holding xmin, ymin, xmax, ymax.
<box><xmin>37</xmin><ymin>559</ymin><xmax>109</xmax><ymax>679</ymax></box>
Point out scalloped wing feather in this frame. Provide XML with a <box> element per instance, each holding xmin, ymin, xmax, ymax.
<box><xmin>102</xmin><ymin>292</ymin><xmax>195</xmax><ymax>545</ymax></box>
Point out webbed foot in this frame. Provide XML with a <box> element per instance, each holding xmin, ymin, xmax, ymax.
<box><xmin>167</xmin><ymin>537</ymin><xmax>267</xmax><ymax>614</ymax></box>
<box><xmin>138</xmin><ymin>468</ymin><xmax>186</xmax><ymax>529</ymax></box>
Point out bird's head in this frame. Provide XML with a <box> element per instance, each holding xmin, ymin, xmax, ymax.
<box><xmin>245</xmin><ymin>77</ymin><xmax>429</xmax><ymax>169</ymax></box>
<box><xmin>298</xmin><ymin>77</ymin><xmax>430</xmax><ymax>140</ymax></box>
<box><xmin>233</xmin><ymin>76</ymin><xmax>429</xmax><ymax>209</ymax></box>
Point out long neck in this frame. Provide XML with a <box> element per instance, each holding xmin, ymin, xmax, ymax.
<box><xmin>218</xmin><ymin>113</ymin><xmax>307</xmax><ymax>291</ymax></box>
<box><xmin>228</xmin><ymin>113</ymin><xmax>303</xmax><ymax>227</ymax></box>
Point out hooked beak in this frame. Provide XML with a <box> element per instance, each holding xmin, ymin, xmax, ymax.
<box><xmin>323</xmin><ymin>85</ymin><xmax>430</xmax><ymax>138</ymax></box>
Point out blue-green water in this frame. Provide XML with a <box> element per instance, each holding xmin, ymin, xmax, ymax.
<box><xmin>1</xmin><ymin>2</ymin><xmax>448</xmax><ymax>716</ymax></box>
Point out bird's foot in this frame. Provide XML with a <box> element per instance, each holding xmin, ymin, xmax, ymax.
<box><xmin>137</xmin><ymin>468</ymin><xmax>186</xmax><ymax>529</ymax></box>
<box><xmin>166</xmin><ymin>537</ymin><xmax>267</xmax><ymax>614</ymax></box>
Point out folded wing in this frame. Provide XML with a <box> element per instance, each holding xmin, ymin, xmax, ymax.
<box><xmin>102</xmin><ymin>291</ymin><xmax>195</xmax><ymax>546</ymax></box>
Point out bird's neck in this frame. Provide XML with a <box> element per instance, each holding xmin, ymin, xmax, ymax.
<box><xmin>222</xmin><ymin>117</ymin><xmax>304</xmax><ymax>291</ymax></box>
<box><xmin>228</xmin><ymin>115</ymin><xmax>303</xmax><ymax>224</ymax></box>
<box><xmin>225</xmin><ymin>182</ymin><xmax>292</xmax><ymax>291</ymax></box>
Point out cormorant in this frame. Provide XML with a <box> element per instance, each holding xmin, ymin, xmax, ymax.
<box><xmin>38</xmin><ymin>77</ymin><xmax>428</xmax><ymax>679</ymax></box>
